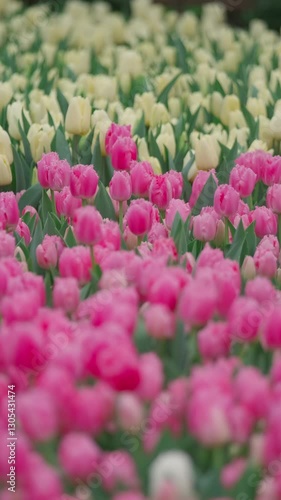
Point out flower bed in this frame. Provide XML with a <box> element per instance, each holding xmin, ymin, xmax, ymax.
<box><xmin>1</xmin><ymin>0</ymin><xmax>281</xmax><ymax>499</ymax></box>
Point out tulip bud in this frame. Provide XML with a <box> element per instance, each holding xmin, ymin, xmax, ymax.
<box><xmin>70</xmin><ymin>164</ymin><xmax>99</xmax><ymax>200</ymax></box>
<box><xmin>73</xmin><ymin>206</ymin><xmax>103</xmax><ymax>246</ymax></box>
<box><xmin>0</xmin><ymin>154</ymin><xmax>12</xmax><ymax>186</ymax></box>
<box><xmin>0</xmin><ymin>192</ymin><xmax>19</xmax><ymax>230</ymax></box>
<box><xmin>134</xmin><ymin>92</ymin><xmax>156</xmax><ymax>127</ymax></box>
<box><xmin>149</xmin><ymin>451</ymin><xmax>196</xmax><ymax>500</ymax></box>
<box><xmin>220</xmin><ymin>94</ymin><xmax>240</xmax><ymax>127</ymax></box>
<box><xmin>150</xmin><ymin>103</ymin><xmax>170</xmax><ymax>129</ymax></box>
<box><xmin>195</xmin><ymin>135</ymin><xmax>220</xmax><ymax>171</ymax></box>
<box><xmin>125</xmin><ymin>199</ymin><xmax>154</xmax><ymax>236</ymax></box>
<box><xmin>109</xmin><ymin>171</ymin><xmax>132</xmax><ymax>202</ymax></box>
<box><xmin>269</xmin><ymin>112</ymin><xmax>281</xmax><ymax>141</ymax></box>
<box><xmin>27</xmin><ymin>123</ymin><xmax>55</xmax><ymax>163</ymax></box>
<box><xmin>0</xmin><ymin>126</ymin><xmax>13</xmax><ymax>164</ymax></box>
<box><xmin>241</xmin><ymin>256</ymin><xmax>256</xmax><ymax>281</ymax></box>
<box><xmin>36</xmin><ymin>235</ymin><xmax>64</xmax><ymax>269</ymax></box>
<box><xmin>91</xmin><ymin>109</ymin><xmax>111</xmax><ymax>156</ymax></box>
<box><xmin>53</xmin><ymin>277</ymin><xmax>80</xmax><ymax>314</ymax></box>
<box><xmin>7</xmin><ymin>101</ymin><xmax>31</xmax><ymax>141</ymax></box>
<box><xmin>149</xmin><ymin>175</ymin><xmax>172</xmax><ymax>211</ymax></box>
<box><xmin>156</xmin><ymin>130</ymin><xmax>176</xmax><ymax>159</ymax></box>
<box><xmin>0</xmin><ymin>82</ymin><xmax>13</xmax><ymax>111</ymax></box>
<box><xmin>149</xmin><ymin>156</ymin><xmax>162</xmax><ymax>175</ymax></box>
<box><xmin>65</xmin><ymin>96</ymin><xmax>91</xmax><ymax>136</ymax></box>
<box><xmin>214</xmin><ymin>184</ymin><xmax>240</xmax><ymax>218</ymax></box>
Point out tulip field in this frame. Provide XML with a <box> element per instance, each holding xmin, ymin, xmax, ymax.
<box><xmin>2</xmin><ymin>0</ymin><xmax>281</xmax><ymax>498</ymax></box>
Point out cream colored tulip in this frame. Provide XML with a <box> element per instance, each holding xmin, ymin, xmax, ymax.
<box><xmin>195</xmin><ymin>135</ymin><xmax>220</xmax><ymax>171</ymax></box>
<box><xmin>91</xmin><ymin>109</ymin><xmax>111</xmax><ymax>156</ymax></box>
<box><xmin>65</xmin><ymin>96</ymin><xmax>91</xmax><ymax>136</ymax></box>
<box><xmin>134</xmin><ymin>92</ymin><xmax>156</xmax><ymax>127</ymax></box>
<box><xmin>220</xmin><ymin>95</ymin><xmax>240</xmax><ymax>127</ymax></box>
<box><xmin>246</xmin><ymin>98</ymin><xmax>267</xmax><ymax>118</ymax></box>
<box><xmin>0</xmin><ymin>82</ymin><xmax>13</xmax><ymax>111</ymax></box>
<box><xmin>137</xmin><ymin>137</ymin><xmax>150</xmax><ymax>161</ymax></box>
<box><xmin>0</xmin><ymin>154</ymin><xmax>12</xmax><ymax>186</ymax></box>
<box><xmin>27</xmin><ymin>123</ymin><xmax>55</xmax><ymax>163</ymax></box>
<box><xmin>0</xmin><ymin>126</ymin><xmax>13</xmax><ymax>164</ymax></box>
<box><xmin>156</xmin><ymin>125</ymin><xmax>176</xmax><ymax>159</ymax></box>
<box><xmin>150</xmin><ymin>103</ymin><xmax>170</xmax><ymax>129</ymax></box>
<box><xmin>269</xmin><ymin>112</ymin><xmax>281</xmax><ymax>141</ymax></box>
<box><xmin>7</xmin><ymin>102</ymin><xmax>31</xmax><ymax>141</ymax></box>
<box><xmin>148</xmin><ymin>156</ymin><xmax>162</xmax><ymax>175</ymax></box>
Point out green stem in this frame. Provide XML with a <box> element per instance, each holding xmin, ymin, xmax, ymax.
<box><xmin>224</xmin><ymin>217</ymin><xmax>229</xmax><ymax>246</ymax></box>
<box><xmin>137</xmin><ymin>235</ymin><xmax>143</xmax><ymax>247</ymax></box>
<box><xmin>90</xmin><ymin>245</ymin><xmax>95</xmax><ymax>271</ymax></box>
<box><xmin>119</xmin><ymin>202</ymin><xmax>123</xmax><ymax>233</ymax></box>
<box><xmin>278</xmin><ymin>214</ymin><xmax>281</xmax><ymax>244</ymax></box>
<box><xmin>72</xmin><ymin>135</ymin><xmax>80</xmax><ymax>165</ymax></box>
<box><xmin>50</xmin><ymin>189</ymin><xmax>56</xmax><ymax>213</ymax></box>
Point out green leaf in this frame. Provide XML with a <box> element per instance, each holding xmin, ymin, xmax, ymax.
<box><xmin>64</xmin><ymin>226</ymin><xmax>77</xmax><ymax>248</ymax></box>
<box><xmin>43</xmin><ymin>213</ymin><xmax>58</xmax><ymax>236</ymax></box>
<box><xmin>187</xmin><ymin>106</ymin><xmax>202</xmax><ymax>135</ymax></box>
<box><xmin>226</xmin><ymin>220</ymin><xmax>246</xmax><ymax>263</ymax></box>
<box><xmin>173</xmin><ymin>37</ymin><xmax>189</xmax><ymax>72</ymax></box>
<box><xmin>148</xmin><ymin>132</ymin><xmax>166</xmax><ymax>171</ymax></box>
<box><xmin>18</xmin><ymin>119</ymin><xmax>33</xmax><ymax>167</ymax></box>
<box><xmin>94</xmin><ymin>181</ymin><xmax>116</xmax><ymax>220</ymax></box>
<box><xmin>245</xmin><ymin>221</ymin><xmax>256</xmax><ymax>257</ymax></box>
<box><xmin>157</xmin><ymin>72</ymin><xmax>182</xmax><ymax>106</ymax></box>
<box><xmin>134</xmin><ymin>112</ymin><xmax>146</xmax><ymax>138</ymax></box>
<box><xmin>40</xmin><ymin>189</ymin><xmax>53</xmax><ymax>225</ymax></box>
<box><xmin>28</xmin><ymin>219</ymin><xmax>43</xmax><ymax>274</ymax></box>
<box><xmin>12</xmin><ymin>146</ymin><xmax>27</xmax><ymax>192</ymax></box>
<box><xmin>55</xmin><ymin>127</ymin><xmax>72</xmax><ymax>164</ymax></box>
<box><xmin>18</xmin><ymin>183</ymin><xmax>42</xmax><ymax>212</ymax></box>
<box><xmin>170</xmin><ymin>212</ymin><xmax>190</xmax><ymax>255</ymax></box>
<box><xmin>56</xmin><ymin>88</ymin><xmax>69</xmax><ymax>119</ymax></box>
<box><xmin>79</xmin><ymin>130</ymin><xmax>94</xmax><ymax>165</ymax></box>
<box><xmin>192</xmin><ymin>174</ymin><xmax>217</xmax><ymax>216</ymax></box>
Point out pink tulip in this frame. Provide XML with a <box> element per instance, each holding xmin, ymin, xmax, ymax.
<box><xmin>164</xmin><ymin>170</ymin><xmax>183</xmax><ymax>198</ymax></box>
<box><xmin>58</xmin><ymin>432</ymin><xmax>100</xmax><ymax>479</ymax></box>
<box><xmin>189</xmin><ymin>169</ymin><xmax>218</xmax><ymax>208</ymax></box>
<box><xmin>165</xmin><ymin>199</ymin><xmax>191</xmax><ymax>230</ymax></box>
<box><xmin>111</xmin><ymin>136</ymin><xmax>137</xmax><ymax>171</ymax></box>
<box><xmin>17</xmin><ymin>388</ymin><xmax>58</xmax><ymax>441</ymax></box>
<box><xmin>221</xmin><ymin>458</ymin><xmax>247</xmax><ymax>489</ymax></box>
<box><xmin>228</xmin><ymin>297</ymin><xmax>262</xmax><ymax>342</ymax></box>
<box><xmin>59</xmin><ymin>246</ymin><xmax>92</xmax><ymax>284</ymax></box>
<box><xmin>198</xmin><ymin>322</ymin><xmax>231</xmax><ymax>360</ymax></box>
<box><xmin>36</xmin><ymin>235</ymin><xmax>64</xmax><ymax>269</ymax></box>
<box><xmin>262</xmin><ymin>308</ymin><xmax>281</xmax><ymax>348</ymax></box>
<box><xmin>149</xmin><ymin>175</ymin><xmax>172</xmax><ymax>211</ymax></box>
<box><xmin>214</xmin><ymin>184</ymin><xmax>240</xmax><ymax>218</ymax></box>
<box><xmin>109</xmin><ymin>170</ymin><xmax>132</xmax><ymax>201</ymax></box>
<box><xmin>125</xmin><ymin>199</ymin><xmax>154</xmax><ymax>236</ymax></box>
<box><xmin>266</xmin><ymin>184</ymin><xmax>281</xmax><ymax>214</ymax></box>
<box><xmin>229</xmin><ymin>164</ymin><xmax>257</xmax><ymax>197</ymax></box>
<box><xmin>73</xmin><ymin>205</ymin><xmax>103</xmax><ymax>246</ymax></box>
<box><xmin>55</xmin><ymin>186</ymin><xmax>82</xmax><ymax>219</ymax></box>
<box><xmin>70</xmin><ymin>164</ymin><xmax>99</xmax><ymax>199</ymax></box>
<box><xmin>37</xmin><ymin>152</ymin><xmax>60</xmax><ymax>189</ymax></box>
<box><xmin>130</xmin><ymin>161</ymin><xmax>154</xmax><ymax>197</ymax></box>
<box><xmin>0</xmin><ymin>230</ymin><xmax>15</xmax><ymax>258</ymax></box>
<box><xmin>15</xmin><ymin>219</ymin><xmax>31</xmax><ymax>246</ymax></box>
<box><xmin>105</xmin><ymin>123</ymin><xmax>132</xmax><ymax>155</ymax></box>
<box><xmin>0</xmin><ymin>192</ymin><xmax>19</xmax><ymax>230</ymax></box>
<box><xmin>137</xmin><ymin>353</ymin><xmax>164</xmax><ymax>401</ymax></box>
<box><xmin>144</xmin><ymin>304</ymin><xmax>175</xmax><ymax>338</ymax></box>
<box><xmin>53</xmin><ymin>277</ymin><xmax>80</xmax><ymax>313</ymax></box>
<box><xmin>253</xmin><ymin>206</ymin><xmax>277</xmax><ymax>238</ymax></box>
<box><xmin>192</xmin><ymin>209</ymin><xmax>218</xmax><ymax>242</ymax></box>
